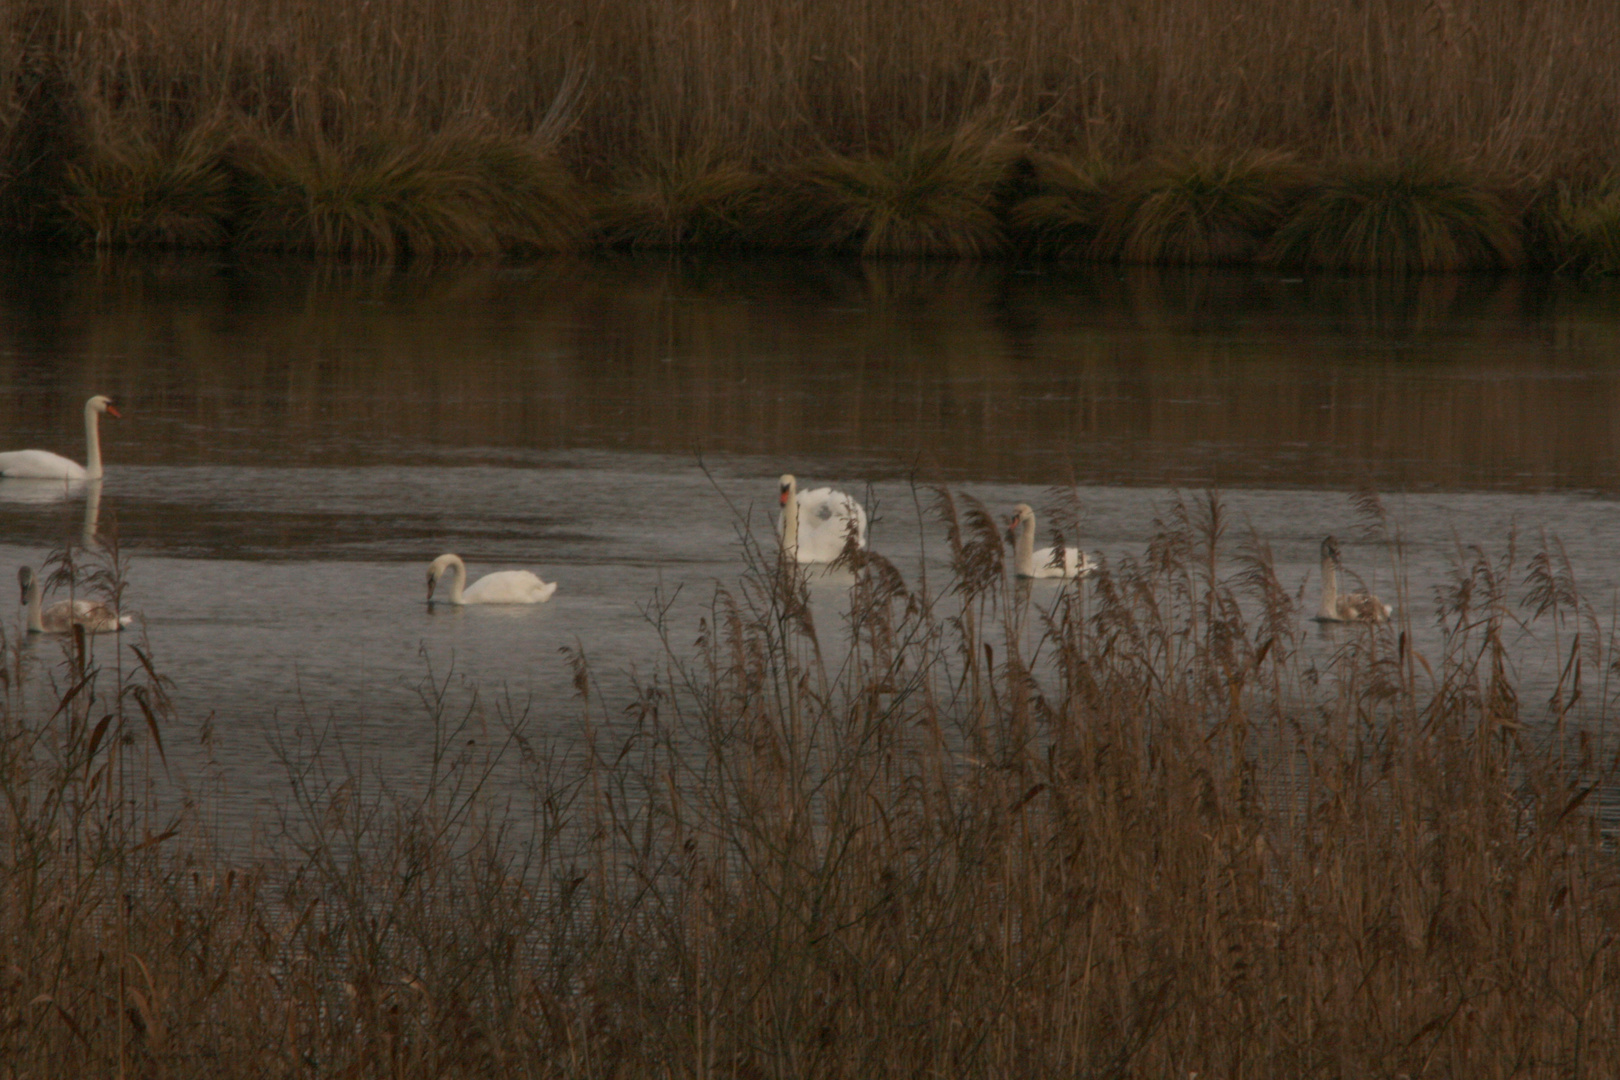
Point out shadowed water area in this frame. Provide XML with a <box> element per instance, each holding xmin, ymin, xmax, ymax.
<box><xmin>3</xmin><ymin>254</ymin><xmax>1620</xmax><ymax>829</ymax></box>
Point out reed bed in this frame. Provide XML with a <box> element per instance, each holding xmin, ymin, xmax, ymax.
<box><xmin>4</xmin><ymin>493</ymin><xmax>1620</xmax><ymax>1077</ymax></box>
<box><xmin>4</xmin><ymin>0</ymin><xmax>1620</xmax><ymax>265</ymax></box>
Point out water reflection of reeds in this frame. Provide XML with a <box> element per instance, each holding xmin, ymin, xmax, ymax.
<box><xmin>3</xmin><ymin>257</ymin><xmax>1620</xmax><ymax>491</ymax></box>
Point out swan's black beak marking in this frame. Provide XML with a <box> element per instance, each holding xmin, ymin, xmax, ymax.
<box><xmin>779</xmin><ymin>487</ymin><xmax>790</xmax><ymax>506</ymax></box>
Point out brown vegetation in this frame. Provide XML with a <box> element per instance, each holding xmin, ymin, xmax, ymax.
<box><xmin>4</xmin><ymin>495</ymin><xmax>1620</xmax><ymax>1076</ymax></box>
<box><xmin>1</xmin><ymin>0</ymin><xmax>1620</xmax><ymax>263</ymax></box>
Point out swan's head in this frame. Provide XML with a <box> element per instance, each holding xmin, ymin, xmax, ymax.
<box><xmin>1321</xmin><ymin>535</ymin><xmax>1342</xmax><ymax>564</ymax></box>
<box><xmin>426</xmin><ymin>554</ymin><xmax>459</xmax><ymax>601</ymax></box>
<box><xmin>778</xmin><ymin>474</ymin><xmax>796</xmax><ymax>507</ymax></box>
<box><xmin>1006</xmin><ymin>503</ymin><xmax>1034</xmax><ymax>543</ymax></box>
<box><xmin>87</xmin><ymin>395</ymin><xmax>121</xmax><ymax>419</ymax></box>
<box><xmin>17</xmin><ymin>565</ymin><xmax>35</xmax><ymax>603</ymax></box>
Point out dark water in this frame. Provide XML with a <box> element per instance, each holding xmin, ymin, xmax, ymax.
<box><xmin>3</xmin><ymin>254</ymin><xmax>1620</xmax><ymax>827</ymax></box>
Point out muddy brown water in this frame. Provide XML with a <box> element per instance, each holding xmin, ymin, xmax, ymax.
<box><xmin>3</xmin><ymin>254</ymin><xmax>1619</xmax><ymax>831</ymax></box>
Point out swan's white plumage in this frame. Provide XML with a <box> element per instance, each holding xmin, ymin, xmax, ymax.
<box><xmin>1316</xmin><ymin>535</ymin><xmax>1391</xmax><ymax>623</ymax></box>
<box><xmin>0</xmin><ymin>395</ymin><xmax>120</xmax><ymax>481</ymax></box>
<box><xmin>1006</xmin><ymin>503</ymin><xmax>1096</xmax><ymax>579</ymax></box>
<box><xmin>777</xmin><ymin>474</ymin><xmax>867</xmax><ymax>564</ymax></box>
<box><xmin>0</xmin><ymin>450</ymin><xmax>88</xmax><ymax>480</ymax></box>
<box><xmin>17</xmin><ymin>566</ymin><xmax>132</xmax><ymax>634</ymax></box>
<box><xmin>427</xmin><ymin>554</ymin><xmax>556</xmax><ymax>605</ymax></box>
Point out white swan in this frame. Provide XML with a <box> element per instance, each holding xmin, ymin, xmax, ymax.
<box><xmin>427</xmin><ymin>554</ymin><xmax>556</xmax><ymax>605</ymax></box>
<box><xmin>1006</xmin><ymin>503</ymin><xmax>1096</xmax><ymax>579</ymax></box>
<box><xmin>0</xmin><ymin>395</ymin><xmax>121</xmax><ymax>481</ymax></box>
<box><xmin>777</xmin><ymin>473</ymin><xmax>867</xmax><ymax>564</ymax></box>
<box><xmin>17</xmin><ymin>566</ymin><xmax>132</xmax><ymax>634</ymax></box>
<box><xmin>1316</xmin><ymin>535</ymin><xmax>1391</xmax><ymax>622</ymax></box>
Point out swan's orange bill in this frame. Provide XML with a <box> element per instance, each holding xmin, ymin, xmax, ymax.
<box><xmin>105</xmin><ymin>404</ymin><xmax>122</xmax><ymax>418</ymax></box>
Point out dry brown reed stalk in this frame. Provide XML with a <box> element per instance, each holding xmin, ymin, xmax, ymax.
<box><xmin>6</xmin><ymin>499</ymin><xmax>1620</xmax><ymax>1075</ymax></box>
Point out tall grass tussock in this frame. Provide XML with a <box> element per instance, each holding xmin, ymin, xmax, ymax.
<box><xmin>1264</xmin><ymin>159</ymin><xmax>1523</xmax><ymax>273</ymax></box>
<box><xmin>5</xmin><ymin>495</ymin><xmax>1620</xmax><ymax>1076</ymax></box>
<box><xmin>5</xmin><ymin>0</ymin><xmax>1620</xmax><ymax>264</ymax></box>
<box><xmin>233</xmin><ymin>128</ymin><xmax>589</xmax><ymax>259</ymax></box>
<box><xmin>1006</xmin><ymin>153</ymin><xmax>1114</xmax><ymax>258</ymax></box>
<box><xmin>772</xmin><ymin>127</ymin><xmax>1012</xmax><ymax>257</ymax></box>
<box><xmin>1539</xmin><ymin>179</ymin><xmax>1620</xmax><ymax>276</ymax></box>
<box><xmin>60</xmin><ymin>113</ymin><xmax>234</xmax><ymax>248</ymax></box>
<box><xmin>596</xmin><ymin>151</ymin><xmax>764</xmax><ymax>249</ymax></box>
<box><xmin>1096</xmin><ymin>150</ymin><xmax>1311</xmax><ymax>265</ymax></box>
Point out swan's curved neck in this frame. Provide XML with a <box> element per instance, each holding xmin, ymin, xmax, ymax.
<box><xmin>1320</xmin><ymin>556</ymin><xmax>1339</xmax><ymax>618</ymax></box>
<box><xmin>445</xmin><ymin>556</ymin><xmax>467</xmax><ymax>603</ymax></box>
<box><xmin>1014</xmin><ymin>515</ymin><xmax>1036</xmax><ymax>575</ymax></box>
<box><xmin>780</xmin><ymin>485</ymin><xmax>799</xmax><ymax>562</ymax></box>
<box><xmin>83</xmin><ymin>402</ymin><xmax>103</xmax><ymax>481</ymax></box>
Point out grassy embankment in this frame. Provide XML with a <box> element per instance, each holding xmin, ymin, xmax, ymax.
<box><xmin>3</xmin><ymin>495</ymin><xmax>1620</xmax><ymax>1076</ymax></box>
<box><xmin>3</xmin><ymin>0</ymin><xmax>1620</xmax><ymax>269</ymax></box>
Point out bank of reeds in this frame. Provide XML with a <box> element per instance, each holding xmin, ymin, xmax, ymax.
<box><xmin>4</xmin><ymin>493</ymin><xmax>1620</xmax><ymax>1076</ymax></box>
<box><xmin>4</xmin><ymin>0</ymin><xmax>1620</xmax><ymax>267</ymax></box>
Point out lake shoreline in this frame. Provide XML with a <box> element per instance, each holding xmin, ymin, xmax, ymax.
<box><xmin>4</xmin><ymin>142</ymin><xmax>1618</xmax><ymax>273</ymax></box>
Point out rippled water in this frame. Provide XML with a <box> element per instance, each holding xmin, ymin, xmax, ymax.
<box><xmin>3</xmin><ymin>255</ymin><xmax>1620</xmax><ymax>828</ymax></box>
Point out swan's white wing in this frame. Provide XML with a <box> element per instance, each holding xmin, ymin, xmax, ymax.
<box><xmin>0</xmin><ymin>450</ymin><xmax>86</xmax><ymax>480</ymax></box>
<box><xmin>1338</xmin><ymin>592</ymin><xmax>1391</xmax><ymax>622</ymax></box>
<box><xmin>793</xmin><ymin>487</ymin><xmax>867</xmax><ymax>563</ymax></box>
<box><xmin>460</xmin><ymin>570</ymin><xmax>556</xmax><ymax>604</ymax></box>
<box><xmin>1065</xmin><ymin>547</ymin><xmax>1098</xmax><ymax>578</ymax></box>
<box><xmin>40</xmin><ymin>598</ymin><xmax>129</xmax><ymax>634</ymax></box>
<box><xmin>1033</xmin><ymin>546</ymin><xmax>1097</xmax><ymax>579</ymax></box>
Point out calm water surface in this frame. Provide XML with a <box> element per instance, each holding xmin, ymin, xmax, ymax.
<box><xmin>3</xmin><ymin>255</ymin><xmax>1620</xmax><ymax>827</ymax></box>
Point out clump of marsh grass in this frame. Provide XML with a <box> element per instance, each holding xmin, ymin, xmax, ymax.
<box><xmin>60</xmin><ymin>114</ymin><xmax>234</xmax><ymax>248</ymax></box>
<box><xmin>233</xmin><ymin>126</ymin><xmax>590</xmax><ymax>260</ymax></box>
<box><xmin>1265</xmin><ymin>159</ymin><xmax>1522</xmax><ymax>272</ymax></box>
<box><xmin>1538</xmin><ymin>178</ymin><xmax>1620</xmax><ymax>276</ymax></box>
<box><xmin>770</xmin><ymin>126</ymin><xmax>1013</xmax><ymax>257</ymax></box>
<box><xmin>596</xmin><ymin>149</ymin><xmax>764</xmax><ymax>249</ymax></box>
<box><xmin>1095</xmin><ymin>149</ymin><xmax>1311</xmax><ymax>264</ymax></box>
<box><xmin>1005</xmin><ymin>152</ymin><xmax>1115</xmax><ymax>258</ymax></box>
